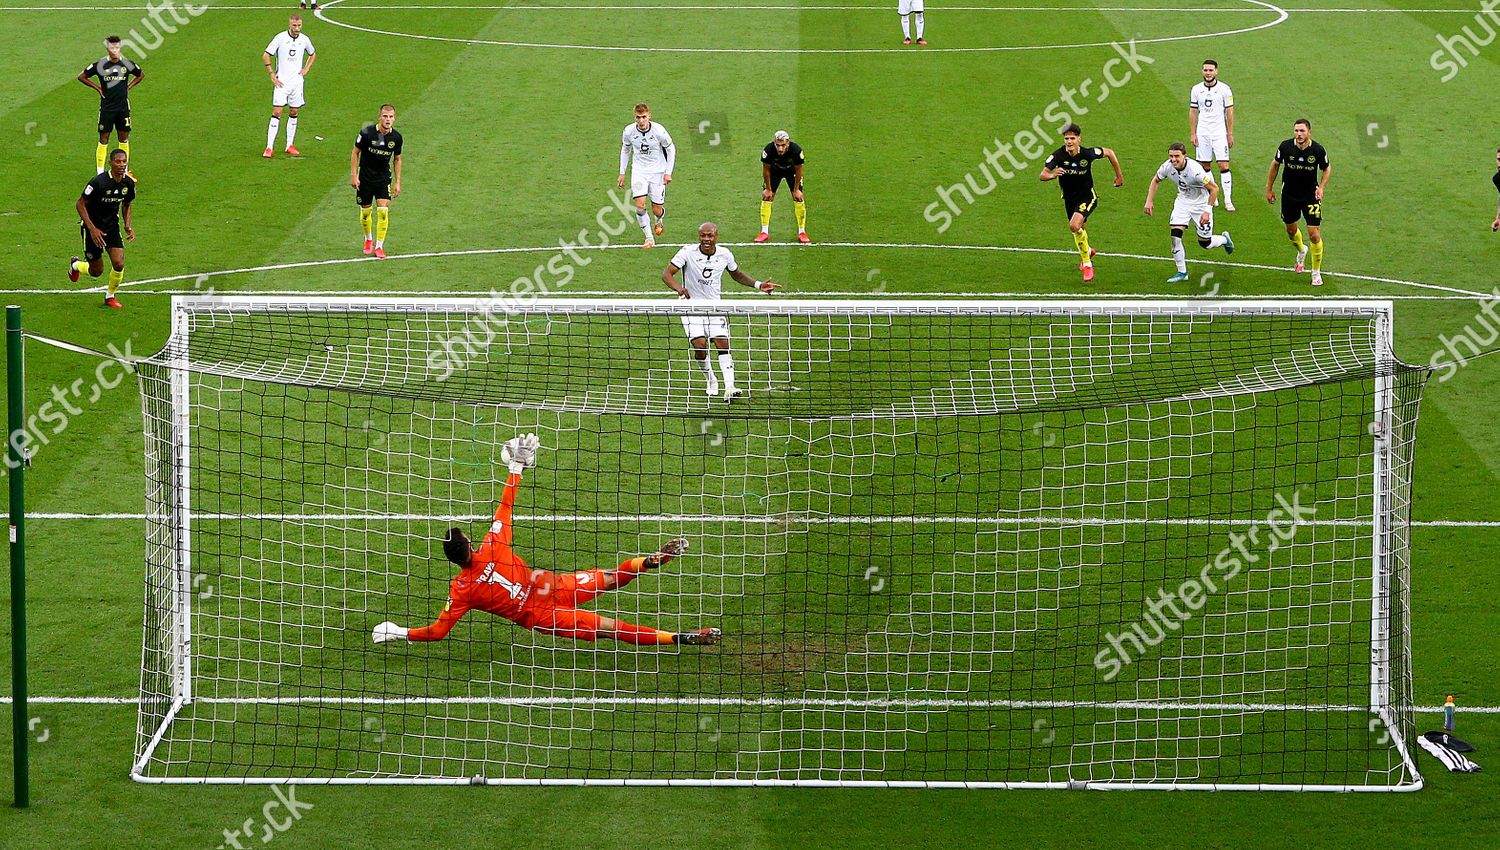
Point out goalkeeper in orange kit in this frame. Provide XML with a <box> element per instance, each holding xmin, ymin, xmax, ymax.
<box><xmin>372</xmin><ymin>433</ymin><xmax>721</xmax><ymax>647</ymax></box>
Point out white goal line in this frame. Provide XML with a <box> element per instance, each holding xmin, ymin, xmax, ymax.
<box><xmin>23</xmin><ymin>512</ymin><xmax>1500</xmax><ymax>528</ymax></box>
<box><xmin>8</xmin><ymin>695</ymin><xmax>1496</xmax><ymax>713</ymax></box>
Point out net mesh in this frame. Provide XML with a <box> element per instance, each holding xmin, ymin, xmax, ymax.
<box><xmin>132</xmin><ymin>299</ymin><xmax>1424</xmax><ymax>789</ymax></box>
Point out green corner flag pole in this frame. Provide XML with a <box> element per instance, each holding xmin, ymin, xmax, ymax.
<box><xmin>7</xmin><ymin>305</ymin><xmax>28</xmax><ymax>809</ymax></box>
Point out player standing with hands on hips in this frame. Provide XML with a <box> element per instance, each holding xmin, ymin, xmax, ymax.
<box><xmin>263</xmin><ymin>14</ymin><xmax>315</xmax><ymax>158</ymax></box>
<box><xmin>1188</xmin><ymin>60</ymin><xmax>1234</xmax><ymax>210</ymax></box>
<box><xmin>78</xmin><ymin>35</ymin><xmax>143</xmax><ymax>176</ymax></box>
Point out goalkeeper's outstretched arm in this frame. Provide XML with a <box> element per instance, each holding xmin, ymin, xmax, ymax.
<box><xmin>374</xmin><ymin>599</ymin><xmax>470</xmax><ymax>643</ymax></box>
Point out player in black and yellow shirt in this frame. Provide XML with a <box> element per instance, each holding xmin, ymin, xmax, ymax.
<box><xmin>1039</xmin><ymin>124</ymin><xmax>1123</xmax><ymax>282</ymax></box>
<box><xmin>351</xmin><ymin>105</ymin><xmax>404</xmax><ymax>258</ymax></box>
<box><xmin>1265</xmin><ymin>118</ymin><xmax>1332</xmax><ymax>285</ymax></box>
<box><xmin>1491</xmin><ymin>147</ymin><xmax>1499</xmax><ymax>233</ymax></box>
<box><xmin>77</xmin><ymin>36</ymin><xmax>143</xmax><ymax>175</ymax></box>
<box><xmin>757</xmin><ymin>131</ymin><xmax>809</xmax><ymax>243</ymax></box>
<box><xmin>67</xmin><ymin>149</ymin><xmax>135</xmax><ymax>309</ymax></box>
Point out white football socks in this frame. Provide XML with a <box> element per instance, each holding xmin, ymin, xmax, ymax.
<box><xmin>286</xmin><ymin>116</ymin><xmax>298</xmax><ymax>148</ymax></box>
<box><xmin>266</xmin><ymin>116</ymin><xmax>280</xmax><ymax>150</ymax></box>
<box><xmin>718</xmin><ymin>352</ymin><xmax>736</xmax><ymax>393</ymax></box>
<box><xmin>915</xmin><ymin>12</ymin><xmax>924</xmax><ymax>38</ymax></box>
<box><xmin>1172</xmin><ymin>236</ymin><xmax>1187</xmax><ymax>273</ymax></box>
<box><xmin>901</xmin><ymin>14</ymin><xmax>910</xmax><ymax>38</ymax></box>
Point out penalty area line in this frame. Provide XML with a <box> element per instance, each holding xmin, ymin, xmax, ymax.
<box><xmin>36</xmin><ymin>241</ymin><xmax>1485</xmax><ymax>300</ymax></box>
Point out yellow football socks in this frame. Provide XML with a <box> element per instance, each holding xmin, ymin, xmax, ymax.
<box><xmin>119</xmin><ymin>139</ymin><xmax>130</xmax><ymax>163</ymax></box>
<box><xmin>760</xmin><ymin>201</ymin><xmax>773</xmax><ymax>228</ymax></box>
<box><xmin>72</xmin><ymin>260</ymin><xmax>88</xmax><ymax>275</ymax></box>
<box><xmin>1309</xmin><ymin>240</ymin><xmax>1324</xmax><ymax>271</ymax></box>
<box><xmin>1290</xmin><ymin>229</ymin><xmax>1305</xmax><ymax>251</ymax></box>
<box><xmin>95</xmin><ymin>143</ymin><xmax>108</xmax><ymax>172</ymax></box>
<box><xmin>360</xmin><ymin>207</ymin><xmax>373</xmax><ymax>240</ymax></box>
<box><xmin>107</xmin><ymin>268</ymin><xmax>123</xmax><ymax>296</ymax></box>
<box><xmin>1073</xmin><ymin>229</ymin><xmax>1091</xmax><ymax>263</ymax></box>
<box><xmin>794</xmin><ymin>200</ymin><xmax>807</xmax><ymax>232</ymax></box>
<box><xmin>375</xmin><ymin>206</ymin><xmax>390</xmax><ymax>245</ymax></box>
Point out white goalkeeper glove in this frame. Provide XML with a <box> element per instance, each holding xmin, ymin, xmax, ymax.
<box><xmin>372</xmin><ymin>621</ymin><xmax>408</xmax><ymax>644</ymax></box>
<box><xmin>502</xmin><ymin>433</ymin><xmax>541</xmax><ymax>474</ymax></box>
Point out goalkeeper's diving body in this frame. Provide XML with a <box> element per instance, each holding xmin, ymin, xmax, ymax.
<box><xmin>372</xmin><ymin>434</ymin><xmax>722</xmax><ymax>647</ymax></box>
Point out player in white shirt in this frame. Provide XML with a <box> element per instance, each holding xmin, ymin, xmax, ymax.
<box><xmin>1188</xmin><ymin>59</ymin><xmax>1235</xmax><ymax>210</ymax></box>
<box><xmin>662</xmin><ymin>222</ymin><xmax>780</xmax><ymax>400</ymax></box>
<box><xmin>262</xmin><ymin>14</ymin><xmax>316</xmax><ymax>158</ymax></box>
<box><xmin>617</xmin><ymin>103</ymin><xmax>676</xmax><ymax>248</ymax></box>
<box><xmin>1144</xmin><ymin>142</ymin><xmax>1233</xmax><ymax>283</ymax></box>
<box><xmin>899</xmin><ymin>0</ymin><xmax>926</xmax><ymax>45</ymax></box>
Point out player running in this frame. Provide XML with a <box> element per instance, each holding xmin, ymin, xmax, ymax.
<box><xmin>262</xmin><ymin>14</ymin><xmax>316</xmax><ymax>158</ymax></box>
<box><xmin>351</xmin><ymin>104</ymin><xmax>403</xmax><ymax>258</ymax></box>
<box><xmin>372</xmin><ymin>434</ymin><xmax>721</xmax><ymax>647</ymax></box>
<box><xmin>899</xmin><ymin>0</ymin><xmax>926</xmax><ymax>44</ymax></box>
<box><xmin>78</xmin><ymin>35</ymin><xmax>143</xmax><ymax>176</ymax></box>
<box><xmin>756</xmin><ymin>130</ymin><xmax>809</xmax><ymax>243</ymax></box>
<box><xmin>663</xmin><ymin>222</ymin><xmax>780</xmax><ymax>401</ymax></box>
<box><xmin>1039</xmin><ymin>123</ymin><xmax>1123</xmax><ymax>282</ymax></box>
<box><xmin>617</xmin><ymin>103</ymin><xmax>675</xmax><ymax>248</ymax></box>
<box><xmin>1265</xmin><ymin>119</ymin><xmax>1332</xmax><ymax>286</ymax></box>
<box><xmin>67</xmin><ymin>148</ymin><xmax>135</xmax><ymax>309</ymax></box>
<box><xmin>1188</xmin><ymin>60</ymin><xmax>1235</xmax><ymax>210</ymax></box>
<box><xmin>1145</xmin><ymin>142</ymin><xmax>1233</xmax><ymax>283</ymax></box>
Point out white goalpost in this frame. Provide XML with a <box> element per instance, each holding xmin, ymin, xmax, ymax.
<box><xmin>130</xmin><ymin>297</ymin><xmax>1424</xmax><ymax>790</ymax></box>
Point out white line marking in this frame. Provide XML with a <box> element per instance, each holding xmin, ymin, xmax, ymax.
<box><xmin>0</xmin><ymin>4</ymin><xmax>1477</xmax><ymax>11</ymax></box>
<box><xmin>314</xmin><ymin>0</ymin><xmax>1290</xmax><ymax>53</ymax></box>
<box><xmin>21</xmin><ymin>512</ymin><xmax>1500</xmax><ymax>527</ymax></box>
<box><xmin>6</xmin><ymin>290</ymin><xmax>1487</xmax><ymax>300</ymax></box>
<box><xmin>7</xmin><ymin>695</ymin><xmax>1497</xmax><ymax>713</ymax></box>
<box><xmin>64</xmin><ymin>241</ymin><xmax>1484</xmax><ymax>300</ymax></box>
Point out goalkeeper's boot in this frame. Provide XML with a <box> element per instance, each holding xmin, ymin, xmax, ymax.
<box><xmin>675</xmin><ymin>627</ymin><xmax>722</xmax><ymax>646</ymax></box>
<box><xmin>646</xmin><ymin>538</ymin><xmax>689</xmax><ymax>569</ymax></box>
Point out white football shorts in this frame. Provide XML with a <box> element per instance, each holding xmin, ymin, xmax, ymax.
<box><xmin>1195</xmin><ymin>135</ymin><xmax>1230</xmax><ymax>163</ymax></box>
<box><xmin>899</xmin><ymin>0</ymin><xmax>925</xmax><ymax>13</ymax></box>
<box><xmin>681</xmin><ymin>315</ymin><xmax>730</xmax><ymax>341</ymax></box>
<box><xmin>272</xmin><ymin>75</ymin><xmax>305</xmax><ymax>108</ymax></box>
<box><xmin>1171</xmin><ymin>197</ymin><xmax>1214</xmax><ymax>239</ymax></box>
<box><xmin>630</xmin><ymin>170</ymin><xmax>667</xmax><ymax>205</ymax></box>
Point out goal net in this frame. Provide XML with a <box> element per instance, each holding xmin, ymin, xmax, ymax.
<box><xmin>131</xmin><ymin>297</ymin><xmax>1424</xmax><ymax>790</ymax></box>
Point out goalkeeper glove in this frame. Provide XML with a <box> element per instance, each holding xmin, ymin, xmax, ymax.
<box><xmin>372</xmin><ymin>621</ymin><xmax>408</xmax><ymax>644</ymax></box>
<box><xmin>502</xmin><ymin>433</ymin><xmax>541</xmax><ymax>474</ymax></box>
